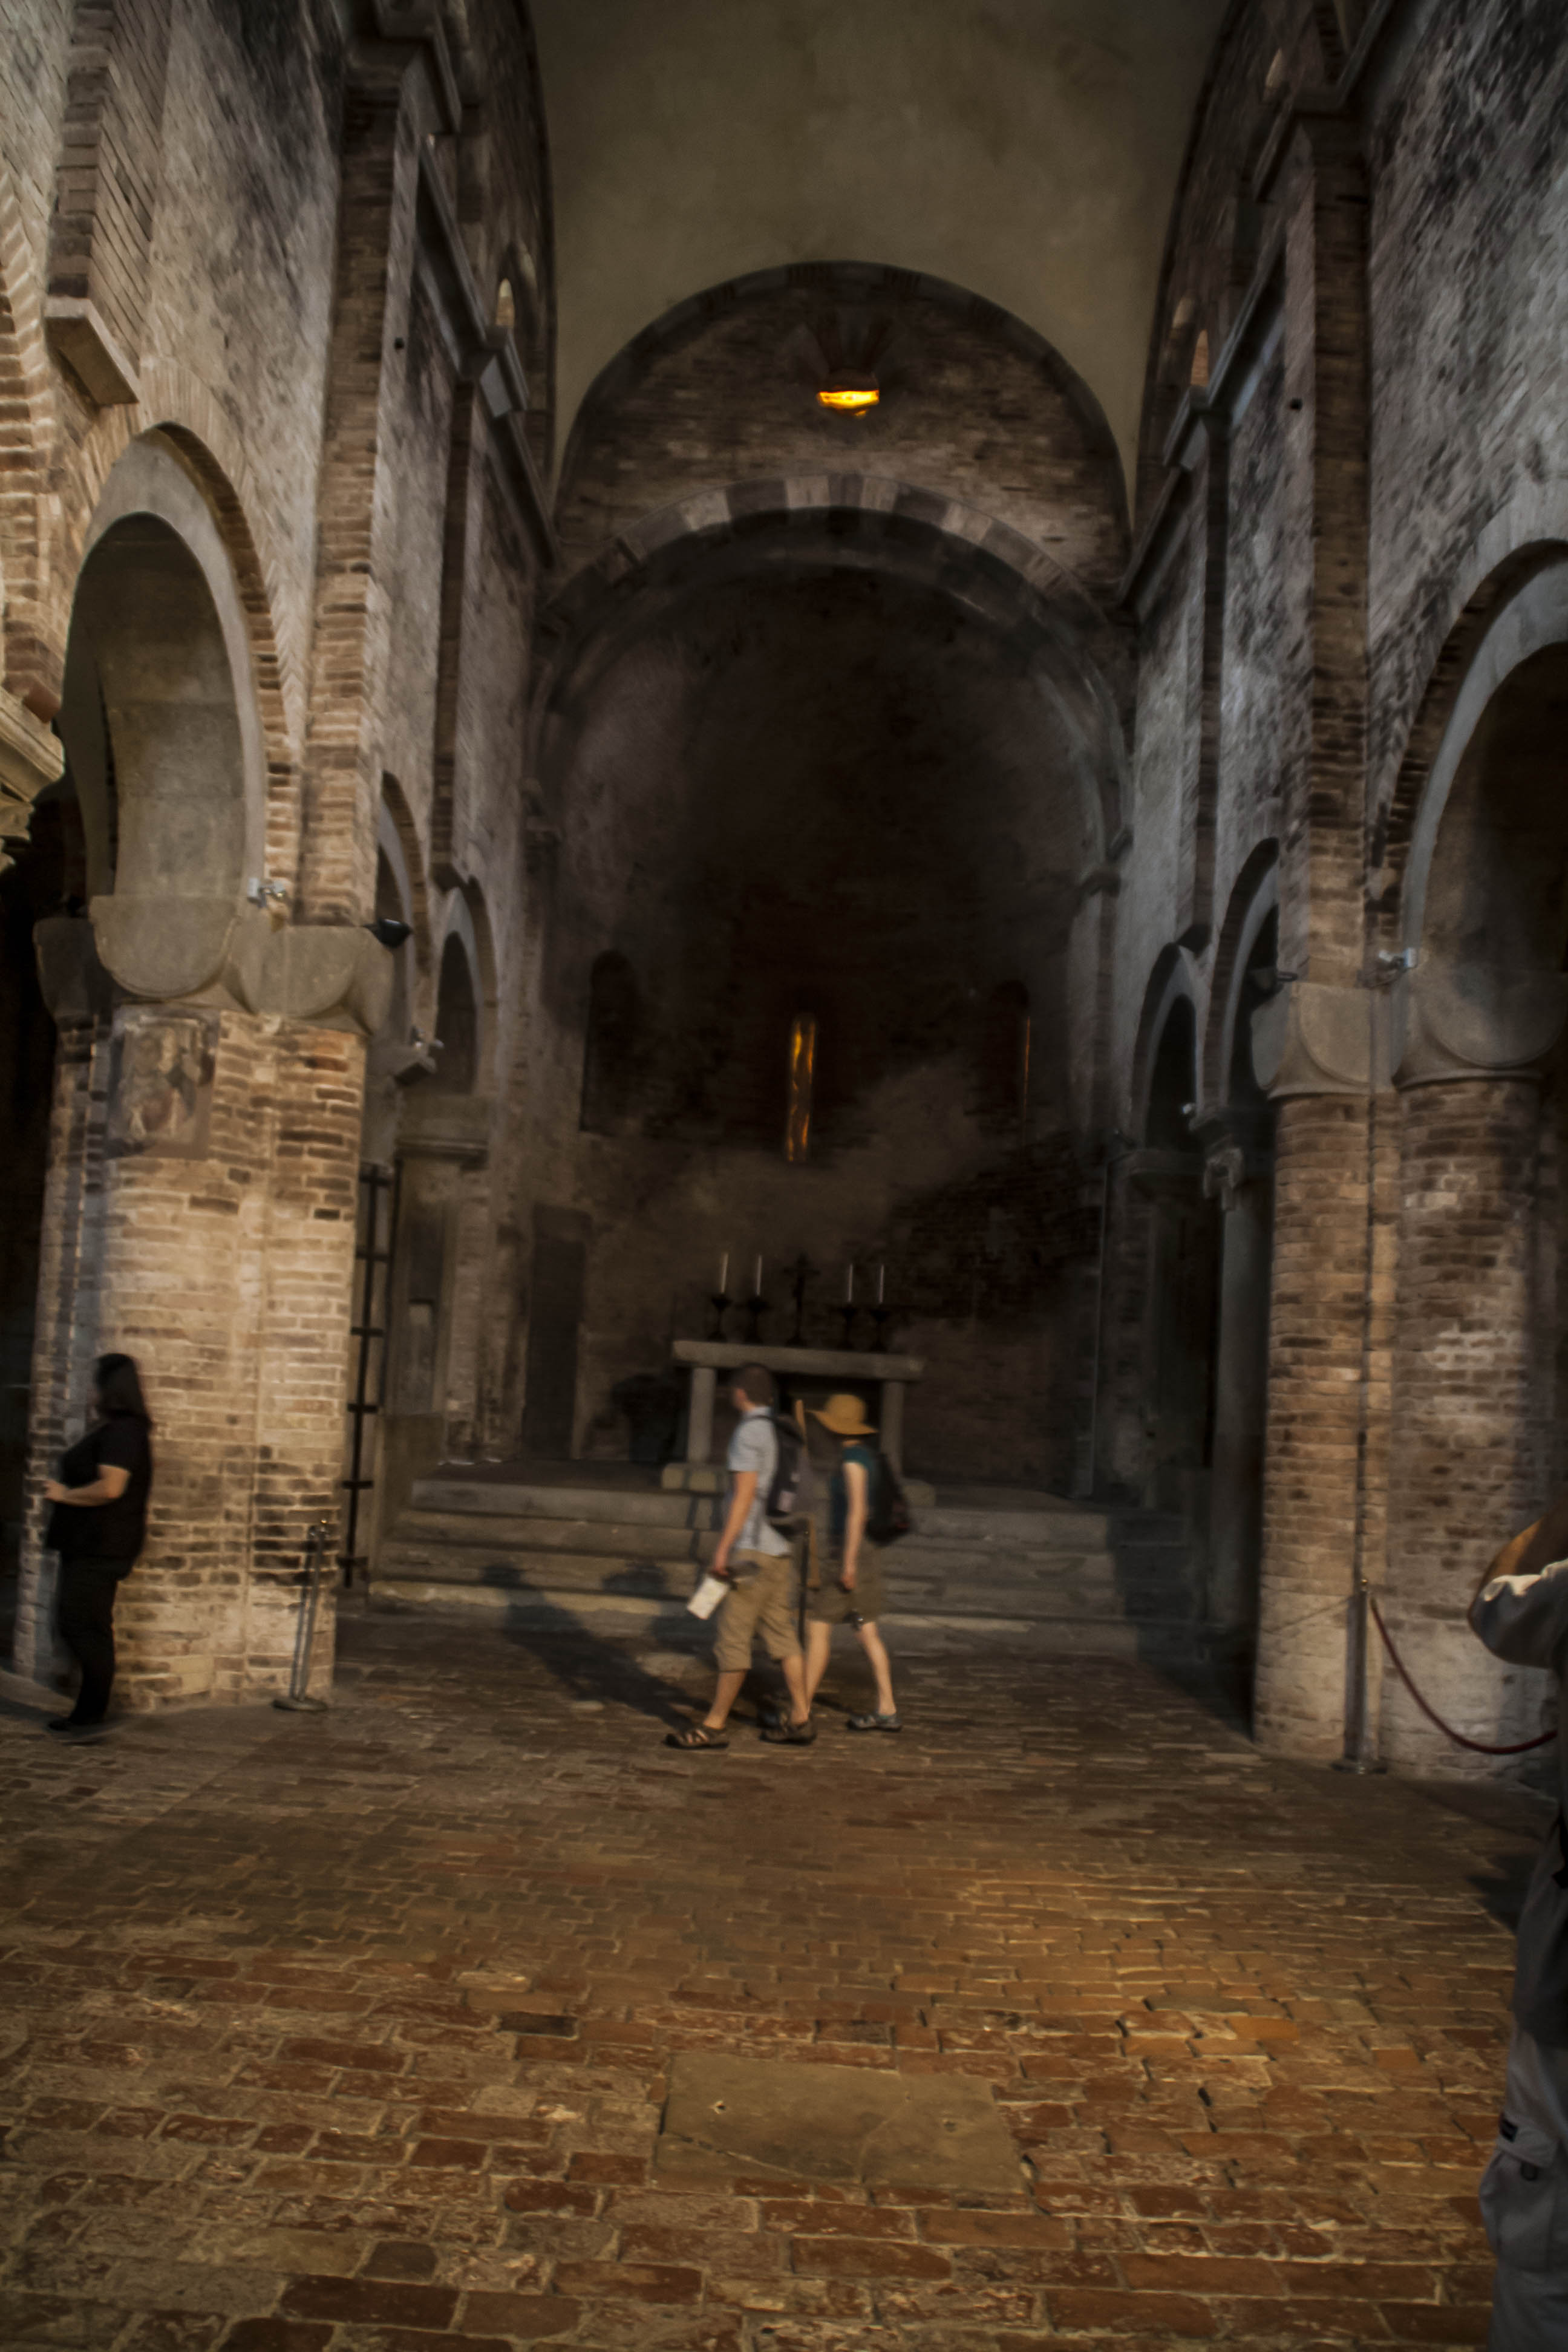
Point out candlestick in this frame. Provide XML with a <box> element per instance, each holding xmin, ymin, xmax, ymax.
<box><xmin>743</xmin><ymin>1286</ymin><xmax>768</xmax><ymax>1344</ymax></box>
<box><xmin>707</xmin><ymin>1290</ymin><xmax>732</xmax><ymax>1342</ymax></box>
<box><xmin>838</xmin><ymin>1301</ymin><xmax>859</xmax><ymax>1351</ymax></box>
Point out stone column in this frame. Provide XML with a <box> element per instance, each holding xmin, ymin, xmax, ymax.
<box><xmin>19</xmin><ymin>900</ymin><xmax>391</xmax><ymax>1708</ymax></box>
<box><xmin>1201</xmin><ymin>1129</ymin><xmax>1272</xmax><ymax>1640</ymax></box>
<box><xmin>1250</xmin><ymin>982</ymin><xmax>1376</xmax><ymax>1757</ymax></box>
<box><xmin>1378</xmin><ymin>966</ymin><xmax>1568</xmax><ymax>1771</ymax></box>
<box><xmin>686</xmin><ymin>1365</ymin><xmax>716</xmax><ymax>1467</ymax></box>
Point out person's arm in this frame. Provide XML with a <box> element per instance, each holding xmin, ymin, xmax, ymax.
<box><xmin>839</xmin><ymin>1459</ymin><xmax>869</xmax><ymax>1590</ymax></box>
<box><xmin>43</xmin><ymin>1466</ymin><xmax>129</xmax><ymax>1507</ymax></box>
<box><xmin>710</xmin><ymin>1472</ymin><xmax>757</xmax><ymax>1578</ymax></box>
<box><xmin>1470</xmin><ymin>1486</ymin><xmax>1568</xmax><ymax>1665</ymax></box>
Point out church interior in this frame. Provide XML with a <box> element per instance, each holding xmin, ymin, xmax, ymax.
<box><xmin>2</xmin><ymin>1</ymin><xmax>1567</xmax><ymax>2344</ymax></box>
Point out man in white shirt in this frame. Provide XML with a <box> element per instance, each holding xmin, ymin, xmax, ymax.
<box><xmin>1469</xmin><ymin>1491</ymin><xmax>1568</xmax><ymax>2347</ymax></box>
<box><xmin>665</xmin><ymin>1365</ymin><xmax>812</xmax><ymax>1750</ymax></box>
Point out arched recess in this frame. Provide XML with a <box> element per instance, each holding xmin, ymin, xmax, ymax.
<box><xmin>1202</xmin><ymin>840</ymin><xmax>1280</xmax><ymax>1111</ymax></box>
<box><xmin>1388</xmin><ymin>554</ymin><xmax>1568</xmax><ymax>958</ymax></box>
<box><xmin>1127</xmin><ymin>946</ymin><xmax>1198</xmax><ymax>1142</ymax></box>
<box><xmin>536</xmin><ymin>475</ymin><xmax>1130</xmax><ymax>871</ymax></box>
<box><xmin>1117</xmin><ymin>960</ymin><xmax>1219</xmax><ymax>1521</ymax></box>
<box><xmin>59</xmin><ymin>365</ymin><xmax>302</xmax><ymax>887</ymax></box>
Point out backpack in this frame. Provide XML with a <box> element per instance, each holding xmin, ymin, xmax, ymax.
<box><xmin>866</xmin><ymin>1449</ymin><xmax>913</xmax><ymax>1546</ymax></box>
<box><xmin>763</xmin><ymin>1412</ymin><xmax>816</xmax><ymax>1528</ymax></box>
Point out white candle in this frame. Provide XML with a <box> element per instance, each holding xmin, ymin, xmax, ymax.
<box><xmin>845</xmin><ymin>1262</ymin><xmax>854</xmax><ymax>1304</ymax></box>
<box><xmin>753</xmin><ymin>1255</ymin><xmax>763</xmax><ymax>1295</ymax></box>
<box><xmin>719</xmin><ymin>1252</ymin><xmax>728</xmax><ymax>1294</ymax></box>
<box><xmin>877</xmin><ymin>1263</ymin><xmax>885</xmax><ymax>1304</ymax></box>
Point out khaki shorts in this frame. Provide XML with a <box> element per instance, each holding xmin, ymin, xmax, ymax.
<box><xmin>808</xmin><ymin>1543</ymin><xmax>887</xmax><ymax>1626</ymax></box>
<box><xmin>713</xmin><ymin>1549</ymin><xmax>801</xmax><ymax>1671</ymax></box>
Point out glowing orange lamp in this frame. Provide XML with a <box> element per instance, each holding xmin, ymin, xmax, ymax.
<box><xmin>817</xmin><ymin>371</ymin><xmax>879</xmax><ymax>414</ymax></box>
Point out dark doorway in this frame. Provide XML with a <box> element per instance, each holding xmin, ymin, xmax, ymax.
<box><xmin>521</xmin><ymin>1208</ymin><xmax>589</xmax><ymax>1458</ymax></box>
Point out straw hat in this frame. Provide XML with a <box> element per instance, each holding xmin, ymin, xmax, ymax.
<box><xmin>810</xmin><ymin>1393</ymin><xmax>877</xmax><ymax>1439</ymax></box>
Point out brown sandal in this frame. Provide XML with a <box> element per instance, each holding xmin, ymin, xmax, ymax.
<box><xmin>664</xmin><ymin>1723</ymin><xmax>729</xmax><ymax>1750</ymax></box>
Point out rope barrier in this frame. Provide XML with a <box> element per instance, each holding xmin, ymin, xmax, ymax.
<box><xmin>1368</xmin><ymin>1595</ymin><xmax>1557</xmax><ymax>1755</ymax></box>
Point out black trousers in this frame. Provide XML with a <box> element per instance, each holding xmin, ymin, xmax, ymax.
<box><xmin>55</xmin><ymin>1558</ymin><xmax>132</xmax><ymax>1725</ymax></box>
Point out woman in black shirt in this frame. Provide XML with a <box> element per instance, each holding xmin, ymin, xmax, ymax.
<box><xmin>42</xmin><ymin>1353</ymin><xmax>154</xmax><ymax>1734</ymax></box>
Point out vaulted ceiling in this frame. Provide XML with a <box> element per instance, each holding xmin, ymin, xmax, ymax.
<box><xmin>530</xmin><ymin>0</ymin><xmax>1229</xmax><ymax>491</ymax></box>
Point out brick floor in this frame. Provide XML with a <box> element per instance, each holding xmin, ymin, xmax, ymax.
<box><xmin>0</xmin><ymin>1610</ymin><xmax>1544</xmax><ymax>2349</ymax></box>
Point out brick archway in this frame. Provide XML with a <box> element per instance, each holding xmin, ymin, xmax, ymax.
<box><xmin>535</xmin><ymin>471</ymin><xmax>1131</xmax><ymax>866</ymax></box>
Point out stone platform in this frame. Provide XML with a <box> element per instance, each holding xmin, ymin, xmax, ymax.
<box><xmin>374</xmin><ymin>1462</ymin><xmax>1215</xmax><ymax>1667</ymax></box>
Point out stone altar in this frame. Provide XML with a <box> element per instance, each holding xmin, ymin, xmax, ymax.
<box><xmin>670</xmin><ymin>1339</ymin><xmax>925</xmax><ymax>1472</ymax></box>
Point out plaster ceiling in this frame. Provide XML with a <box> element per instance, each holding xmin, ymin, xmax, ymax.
<box><xmin>529</xmin><ymin>0</ymin><xmax>1229</xmax><ymax>493</ymax></box>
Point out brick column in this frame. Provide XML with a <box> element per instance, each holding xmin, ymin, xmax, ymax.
<box><xmin>19</xmin><ymin>908</ymin><xmax>391</xmax><ymax>1710</ymax></box>
<box><xmin>1201</xmin><ymin>1131</ymin><xmax>1272</xmax><ymax>1642</ymax></box>
<box><xmin>1377</xmin><ymin>964</ymin><xmax>1568</xmax><ymax>1769</ymax></box>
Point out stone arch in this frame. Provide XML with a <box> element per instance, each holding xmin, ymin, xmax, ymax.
<box><xmin>535</xmin><ymin>473</ymin><xmax>1129</xmax><ymax>866</ymax></box>
<box><xmin>1128</xmin><ymin>946</ymin><xmax>1200</xmax><ymax>1140</ymax></box>
<box><xmin>1386</xmin><ymin>553</ymin><xmax>1568</xmax><ymax>962</ymax></box>
<box><xmin>59</xmin><ymin>364</ymin><xmax>302</xmax><ymax>888</ymax></box>
<box><xmin>378</xmin><ymin>773</ymin><xmax>433</xmax><ymax>1012</ymax></box>
<box><xmin>66</xmin><ymin>439</ymin><xmax>264</xmax><ymax>919</ymax></box>
<box><xmin>430</xmin><ymin>888</ymin><xmax>494</xmax><ymax>1097</ymax></box>
<box><xmin>1203</xmin><ymin>841</ymin><xmax>1280</xmax><ymax>1109</ymax></box>
<box><xmin>1370</xmin><ymin>474</ymin><xmax>1568</xmax><ymax>920</ymax></box>
<box><xmin>559</xmin><ymin>259</ymin><xmax>1124</xmax><ymax>524</ymax></box>
<box><xmin>0</xmin><ymin>163</ymin><xmax>59</xmax><ymax>719</ymax></box>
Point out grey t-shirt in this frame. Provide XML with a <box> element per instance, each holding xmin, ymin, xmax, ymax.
<box><xmin>1472</xmin><ymin>1558</ymin><xmax>1568</xmax><ymax>2047</ymax></box>
<box><xmin>728</xmin><ymin>1410</ymin><xmax>789</xmax><ymax>1557</ymax></box>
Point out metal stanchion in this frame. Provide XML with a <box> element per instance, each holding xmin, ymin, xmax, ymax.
<box><xmin>1333</xmin><ymin>1576</ymin><xmax>1387</xmax><ymax>1774</ymax></box>
<box><xmin>273</xmin><ymin>1520</ymin><xmax>333</xmax><ymax>1714</ymax></box>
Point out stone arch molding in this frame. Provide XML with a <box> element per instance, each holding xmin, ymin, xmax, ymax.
<box><xmin>536</xmin><ymin>471</ymin><xmax>1131</xmax><ymax>866</ymax></box>
<box><xmin>1129</xmin><ymin>946</ymin><xmax>1201</xmax><ymax>1142</ymax></box>
<box><xmin>42</xmin><ymin>432</ymin><xmax>387</xmax><ymax>1036</ymax></box>
<box><xmin>1389</xmin><ymin>551</ymin><xmax>1568</xmax><ymax>1091</ymax></box>
<box><xmin>1202</xmin><ymin>841</ymin><xmax>1279</xmax><ymax>1111</ymax></box>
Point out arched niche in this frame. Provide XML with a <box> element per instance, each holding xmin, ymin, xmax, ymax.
<box><xmin>1400</xmin><ymin>557</ymin><xmax>1568</xmax><ymax>962</ymax></box>
<box><xmin>60</xmin><ymin>435</ymin><xmax>264</xmax><ymax>909</ymax></box>
<box><xmin>430</xmin><ymin>931</ymin><xmax>480</xmax><ymax>1097</ymax></box>
<box><xmin>1145</xmin><ymin>996</ymin><xmax>1198</xmax><ymax>1150</ymax></box>
<box><xmin>1203</xmin><ymin>843</ymin><xmax>1279</xmax><ymax>1111</ymax></box>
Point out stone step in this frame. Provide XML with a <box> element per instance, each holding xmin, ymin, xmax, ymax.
<box><xmin>374</xmin><ymin>1546</ymin><xmax>1194</xmax><ymax>1622</ymax></box>
<box><xmin>370</xmin><ymin>1575</ymin><xmax>1212</xmax><ymax>1661</ymax></box>
<box><xmin>413</xmin><ymin>1478</ymin><xmax>712</xmax><ymax>1527</ymax></box>
<box><xmin>397</xmin><ymin>1509</ymin><xmax>710</xmax><ymax>1560</ymax></box>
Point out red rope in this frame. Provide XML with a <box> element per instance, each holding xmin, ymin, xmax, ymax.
<box><xmin>1368</xmin><ymin>1595</ymin><xmax>1557</xmax><ymax>1754</ymax></box>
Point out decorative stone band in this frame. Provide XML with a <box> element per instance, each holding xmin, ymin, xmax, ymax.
<box><xmin>1251</xmin><ymin>981</ymin><xmax>1373</xmax><ymax>1100</ymax></box>
<box><xmin>1251</xmin><ymin>972</ymin><xmax>1568</xmax><ymax>1100</ymax></box>
<box><xmin>1387</xmin><ymin>964</ymin><xmax>1568</xmax><ymax>1090</ymax></box>
<box><xmin>35</xmin><ymin>898</ymin><xmax>394</xmax><ymax>1036</ymax></box>
<box><xmin>0</xmin><ymin>684</ymin><xmax>66</xmax><ymax>875</ymax></box>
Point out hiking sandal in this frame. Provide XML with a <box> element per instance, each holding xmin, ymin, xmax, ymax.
<box><xmin>664</xmin><ymin>1724</ymin><xmax>729</xmax><ymax>1750</ymax></box>
<box><xmin>760</xmin><ymin>1717</ymin><xmax>817</xmax><ymax>1745</ymax></box>
<box><xmin>847</xmin><ymin>1711</ymin><xmax>901</xmax><ymax>1733</ymax></box>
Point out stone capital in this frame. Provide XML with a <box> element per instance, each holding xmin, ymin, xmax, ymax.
<box><xmin>77</xmin><ymin>896</ymin><xmax>394</xmax><ymax>1035</ymax></box>
<box><xmin>1390</xmin><ymin>964</ymin><xmax>1568</xmax><ymax>1090</ymax></box>
<box><xmin>1251</xmin><ymin>981</ymin><xmax>1371</xmax><ymax>1100</ymax></box>
<box><xmin>0</xmin><ymin>685</ymin><xmax>66</xmax><ymax>873</ymax></box>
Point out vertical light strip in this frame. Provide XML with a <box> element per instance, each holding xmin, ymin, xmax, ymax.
<box><xmin>785</xmin><ymin>1013</ymin><xmax>816</xmax><ymax>1161</ymax></box>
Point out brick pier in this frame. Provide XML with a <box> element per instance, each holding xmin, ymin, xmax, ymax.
<box><xmin>0</xmin><ymin>1613</ymin><xmax>1535</xmax><ymax>2348</ymax></box>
